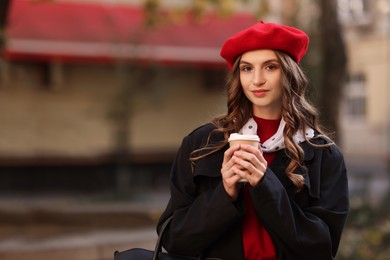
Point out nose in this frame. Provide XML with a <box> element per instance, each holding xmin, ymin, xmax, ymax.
<box><xmin>252</xmin><ymin>69</ymin><xmax>266</xmax><ymax>86</ymax></box>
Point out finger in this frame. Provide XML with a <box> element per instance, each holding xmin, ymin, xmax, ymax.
<box><xmin>221</xmin><ymin>163</ymin><xmax>238</xmax><ymax>179</ymax></box>
<box><xmin>232</xmin><ymin>153</ymin><xmax>266</xmax><ymax>185</ymax></box>
<box><xmin>229</xmin><ymin>168</ymin><xmax>245</xmax><ymax>183</ymax></box>
<box><xmin>222</xmin><ymin>144</ymin><xmax>241</xmax><ymax>165</ymax></box>
<box><xmin>232</xmin><ymin>154</ymin><xmax>259</xmax><ymax>173</ymax></box>
<box><xmin>232</xmin><ymin>166</ymin><xmax>252</xmax><ymax>182</ymax></box>
<box><xmin>233</xmin><ymin>163</ymin><xmax>264</xmax><ymax>186</ymax></box>
<box><xmin>257</xmin><ymin>145</ymin><xmax>268</xmax><ymax>165</ymax></box>
<box><xmin>221</xmin><ymin>145</ymin><xmax>242</xmax><ymax>176</ymax></box>
<box><xmin>233</xmin><ymin>150</ymin><xmax>261</xmax><ymax>168</ymax></box>
<box><xmin>239</xmin><ymin>143</ymin><xmax>259</xmax><ymax>153</ymax></box>
<box><xmin>222</xmin><ymin>164</ymin><xmax>245</xmax><ymax>198</ymax></box>
<box><xmin>235</xmin><ymin>145</ymin><xmax>267</xmax><ymax>168</ymax></box>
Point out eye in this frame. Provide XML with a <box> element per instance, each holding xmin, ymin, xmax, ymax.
<box><xmin>265</xmin><ymin>63</ymin><xmax>279</xmax><ymax>70</ymax></box>
<box><xmin>240</xmin><ymin>65</ymin><xmax>252</xmax><ymax>72</ymax></box>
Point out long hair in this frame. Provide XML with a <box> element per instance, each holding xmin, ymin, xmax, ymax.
<box><xmin>190</xmin><ymin>51</ymin><xmax>331</xmax><ymax>191</ymax></box>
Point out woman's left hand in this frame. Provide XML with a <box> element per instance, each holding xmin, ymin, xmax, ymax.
<box><xmin>231</xmin><ymin>144</ymin><xmax>268</xmax><ymax>187</ymax></box>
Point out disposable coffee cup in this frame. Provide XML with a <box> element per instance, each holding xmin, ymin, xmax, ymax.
<box><xmin>228</xmin><ymin>133</ymin><xmax>260</xmax><ymax>148</ymax></box>
<box><xmin>228</xmin><ymin>133</ymin><xmax>260</xmax><ymax>182</ymax></box>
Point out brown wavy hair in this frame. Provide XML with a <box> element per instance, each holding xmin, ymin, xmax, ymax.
<box><xmin>190</xmin><ymin>51</ymin><xmax>331</xmax><ymax>191</ymax></box>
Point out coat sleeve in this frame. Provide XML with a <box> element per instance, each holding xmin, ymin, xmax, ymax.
<box><xmin>250</xmin><ymin>143</ymin><xmax>349</xmax><ymax>260</ymax></box>
<box><xmin>157</xmin><ymin>129</ymin><xmax>243</xmax><ymax>257</ymax></box>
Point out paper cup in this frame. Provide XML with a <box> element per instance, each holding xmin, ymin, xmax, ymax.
<box><xmin>228</xmin><ymin>133</ymin><xmax>260</xmax><ymax>148</ymax></box>
<box><xmin>228</xmin><ymin>133</ymin><xmax>260</xmax><ymax>182</ymax></box>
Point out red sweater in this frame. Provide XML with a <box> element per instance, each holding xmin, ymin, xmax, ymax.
<box><xmin>242</xmin><ymin>116</ymin><xmax>280</xmax><ymax>260</ymax></box>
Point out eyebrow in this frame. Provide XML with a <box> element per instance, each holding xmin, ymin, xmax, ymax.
<box><xmin>239</xmin><ymin>58</ymin><xmax>280</xmax><ymax>65</ymax></box>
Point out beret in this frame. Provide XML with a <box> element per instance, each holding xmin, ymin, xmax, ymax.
<box><xmin>220</xmin><ymin>21</ymin><xmax>309</xmax><ymax>69</ymax></box>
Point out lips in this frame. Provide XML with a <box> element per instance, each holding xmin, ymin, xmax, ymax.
<box><xmin>252</xmin><ymin>89</ymin><xmax>269</xmax><ymax>97</ymax></box>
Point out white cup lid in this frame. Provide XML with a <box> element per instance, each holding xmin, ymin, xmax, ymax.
<box><xmin>228</xmin><ymin>133</ymin><xmax>260</xmax><ymax>142</ymax></box>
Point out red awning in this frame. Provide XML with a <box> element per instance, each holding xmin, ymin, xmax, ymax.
<box><xmin>4</xmin><ymin>0</ymin><xmax>257</xmax><ymax>65</ymax></box>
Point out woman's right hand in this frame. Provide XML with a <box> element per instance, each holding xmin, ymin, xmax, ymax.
<box><xmin>221</xmin><ymin>144</ymin><xmax>245</xmax><ymax>201</ymax></box>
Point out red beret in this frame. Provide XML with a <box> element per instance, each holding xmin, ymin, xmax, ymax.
<box><xmin>220</xmin><ymin>21</ymin><xmax>309</xmax><ymax>68</ymax></box>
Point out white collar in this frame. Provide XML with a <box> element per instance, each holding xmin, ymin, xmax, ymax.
<box><xmin>239</xmin><ymin>118</ymin><xmax>314</xmax><ymax>153</ymax></box>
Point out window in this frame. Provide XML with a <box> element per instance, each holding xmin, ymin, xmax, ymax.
<box><xmin>344</xmin><ymin>73</ymin><xmax>367</xmax><ymax>120</ymax></box>
<box><xmin>338</xmin><ymin>0</ymin><xmax>371</xmax><ymax>24</ymax></box>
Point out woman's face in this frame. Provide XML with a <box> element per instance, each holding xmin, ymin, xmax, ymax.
<box><xmin>239</xmin><ymin>49</ymin><xmax>283</xmax><ymax>119</ymax></box>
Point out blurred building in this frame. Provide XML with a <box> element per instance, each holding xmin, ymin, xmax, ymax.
<box><xmin>339</xmin><ymin>0</ymin><xmax>390</xmax><ymax>161</ymax></box>
<box><xmin>0</xmin><ymin>0</ymin><xmax>389</xmax><ymax>196</ymax></box>
<box><xmin>338</xmin><ymin>0</ymin><xmax>390</xmax><ymax>204</ymax></box>
<box><xmin>0</xmin><ymin>0</ymin><xmax>259</xmax><ymax>193</ymax></box>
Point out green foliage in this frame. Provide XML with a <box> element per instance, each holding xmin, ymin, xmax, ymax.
<box><xmin>142</xmin><ymin>0</ymin><xmax>268</xmax><ymax>27</ymax></box>
<box><xmin>143</xmin><ymin>0</ymin><xmax>161</xmax><ymax>28</ymax></box>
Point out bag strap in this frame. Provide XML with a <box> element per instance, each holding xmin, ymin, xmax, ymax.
<box><xmin>153</xmin><ymin>215</ymin><xmax>173</xmax><ymax>260</ymax></box>
<box><xmin>153</xmin><ymin>216</ymin><xmax>217</xmax><ymax>260</ymax></box>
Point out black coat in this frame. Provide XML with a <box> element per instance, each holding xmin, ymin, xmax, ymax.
<box><xmin>157</xmin><ymin>124</ymin><xmax>349</xmax><ymax>260</ymax></box>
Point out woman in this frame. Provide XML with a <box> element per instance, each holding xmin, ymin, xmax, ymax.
<box><xmin>157</xmin><ymin>21</ymin><xmax>349</xmax><ymax>260</ymax></box>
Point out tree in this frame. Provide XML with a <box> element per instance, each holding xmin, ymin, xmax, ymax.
<box><xmin>281</xmin><ymin>0</ymin><xmax>347</xmax><ymax>142</ymax></box>
<box><xmin>319</xmin><ymin>0</ymin><xmax>347</xmax><ymax>142</ymax></box>
<box><xmin>0</xmin><ymin>0</ymin><xmax>11</xmax><ymax>89</ymax></box>
<box><xmin>0</xmin><ymin>0</ymin><xmax>10</xmax><ymax>49</ymax></box>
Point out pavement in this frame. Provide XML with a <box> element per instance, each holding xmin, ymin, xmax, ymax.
<box><xmin>0</xmin><ymin>191</ymin><xmax>170</xmax><ymax>260</ymax></box>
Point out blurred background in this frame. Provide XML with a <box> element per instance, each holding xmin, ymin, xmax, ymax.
<box><xmin>0</xmin><ymin>0</ymin><xmax>389</xmax><ymax>259</ymax></box>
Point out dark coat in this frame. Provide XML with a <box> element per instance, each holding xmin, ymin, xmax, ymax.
<box><xmin>157</xmin><ymin>123</ymin><xmax>349</xmax><ymax>260</ymax></box>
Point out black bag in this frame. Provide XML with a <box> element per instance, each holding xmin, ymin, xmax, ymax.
<box><xmin>114</xmin><ymin>216</ymin><xmax>222</xmax><ymax>260</ymax></box>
